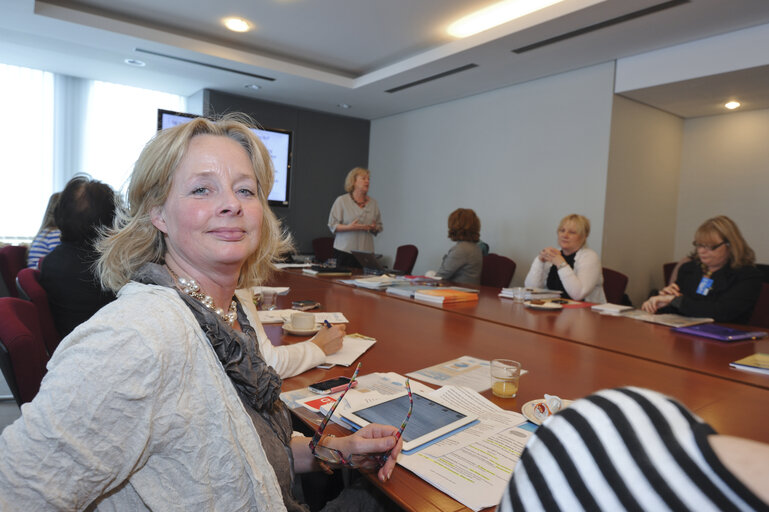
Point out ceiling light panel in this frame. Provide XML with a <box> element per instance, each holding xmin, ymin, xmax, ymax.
<box><xmin>448</xmin><ymin>0</ymin><xmax>566</xmax><ymax>38</ymax></box>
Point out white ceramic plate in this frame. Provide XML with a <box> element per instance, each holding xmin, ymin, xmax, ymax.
<box><xmin>524</xmin><ymin>301</ymin><xmax>563</xmax><ymax>310</ymax></box>
<box><xmin>282</xmin><ymin>322</ymin><xmax>321</xmax><ymax>336</ymax></box>
<box><xmin>521</xmin><ymin>398</ymin><xmax>574</xmax><ymax>425</ymax></box>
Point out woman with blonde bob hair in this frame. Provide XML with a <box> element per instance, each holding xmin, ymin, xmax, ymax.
<box><xmin>98</xmin><ymin>115</ymin><xmax>289</xmax><ymax>292</ymax></box>
<box><xmin>524</xmin><ymin>213</ymin><xmax>606</xmax><ymax>302</ymax></box>
<box><xmin>0</xmin><ymin>115</ymin><xmax>402</xmax><ymax>509</ymax></box>
<box><xmin>643</xmin><ymin>215</ymin><xmax>761</xmax><ymax>323</ymax></box>
<box><xmin>328</xmin><ymin>166</ymin><xmax>382</xmax><ymax>267</ymax></box>
<box><xmin>430</xmin><ymin>208</ymin><xmax>483</xmax><ymax>285</ymax></box>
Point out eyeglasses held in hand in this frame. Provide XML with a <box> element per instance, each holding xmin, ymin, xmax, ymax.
<box><xmin>692</xmin><ymin>240</ymin><xmax>728</xmax><ymax>251</ymax></box>
<box><xmin>308</xmin><ymin>362</ymin><xmax>412</xmax><ymax>471</ymax></box>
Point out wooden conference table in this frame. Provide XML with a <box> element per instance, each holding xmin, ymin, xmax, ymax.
<box><xmin>265</xmin><ymin>270</ymin><xmax>769</xmax><ymax>512</ymax></box>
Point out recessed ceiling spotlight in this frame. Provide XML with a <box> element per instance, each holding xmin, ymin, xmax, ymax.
<box><xmin>448</xmin><ymin>0</ymin><xmax>565</xmax><ymax>38</ymax></box>
<box><xmin>337</xmin><ymin>103</ymin><xmax>351</xmax><ymax>109</ymax></box>
<box><xmin>244</xmin><ymin>84</ymin><xmax>261</xmax><ymax>91</ymax></box>
<box><xmin>724</xmin><ymin>100</ymin><xmax>741</xmax><ymax>110</ymax></box>
<box><xmin>223</xmin><ymin>17</ymin><xmax>252</xmax><ymax>33</ymax></box>
<box><xmin>123</xmin><ymin>58</ymin><xmax>146</xmax><ymax>67</ymax></box>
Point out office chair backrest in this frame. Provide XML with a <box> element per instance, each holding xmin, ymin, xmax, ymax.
<box><xmin>312</xmin><ymin>237</ymin><xmax>334</xmax><ymax>263</ymax></box>
<box><xmin>0</xmin><ymin>297</ymin><xmax>49</xmax><ymax>406</ymax></box>
<box><xmin>16</xmin><ymin>267</ymin><xmax>61</xmax><ymax>356</ymax></box>
<box><xmin>481</xmin><ymin>253</ymin><xmax>516</xmax><ymax>288</ymax></box>
<box><xmin>748</xmin><ymin>282</ymin><xmax>769</xmax><ymax>329</ymax></box>
<box><xmin>393</xmin><ymin>244</ymin><xmax>418</xmax><ymax>275</ymax></box>
<box><xmin>0</xmin><ymin>245</ymin><xmax>28</xmax><ymax>298</ymax></box>
<box><xmin>602</xmin><ymin>267</ymin><xmax>629</xmax><ymax>305</ymax></box>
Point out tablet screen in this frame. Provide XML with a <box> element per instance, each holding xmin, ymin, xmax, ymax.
<box><xmin>352</xmin><ymin>393</ymin><xmax>469</xmax><ymax>443</ymax></box>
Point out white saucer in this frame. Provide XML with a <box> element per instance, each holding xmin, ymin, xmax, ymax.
<box><xmin>521</xmin><ymin>398</ymin><xmax>574</xmax><ymax>425</ymax></box>
<box><xmin>282</xmin><ymin>322</ymin><xmax>321</xmax><ymax>336</ymax></box>
<box><xmin>524</xmin><ymin>301</ymin><xmax>563</xmax><ymax>310</ymax></box>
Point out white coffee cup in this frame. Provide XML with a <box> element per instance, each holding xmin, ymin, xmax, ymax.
<box><xmin>291</xmin><ymin>312</ymin><xmax>315</xmax><ymax>330</ymax></box>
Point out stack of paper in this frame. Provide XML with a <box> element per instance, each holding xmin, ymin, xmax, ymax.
<box><xmin>621</xmin><ymin>309</ymin><xmax>713</xmax><ymax>327</ymax></box>
<box><xmin>499</xmin><ymin>287</ymin><xmax>562</xmax><ymax>300</ymax></box>
<box><xmin>352</xmin><ymin>275</ymin><xmax>399</xmax><ymax>289</ymax></box>
<box><xmin>414</xmin><ymin>289</ymin><xmax>479</xmax><ymax>304</ymax></box>
<box><xmin>591</xmin><ymin>303</ymin><xmax>633</xmax><ymax>315</ymax></box>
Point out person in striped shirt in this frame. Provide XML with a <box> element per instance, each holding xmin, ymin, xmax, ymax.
<box><xmin>27</xmin><ymin>192</ymin><xmax>61</xmax><ymax>268</ymax></box>
<box><xmin>500</xmin><ymin>387</ymin><xmax>768</xmax><ymax>511</ymax></box>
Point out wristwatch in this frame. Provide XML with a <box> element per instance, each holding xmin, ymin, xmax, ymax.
<box><xmin>557</xmin><ymin>261</ymin><xmax>568</xmax><ymax>270</ymax></box>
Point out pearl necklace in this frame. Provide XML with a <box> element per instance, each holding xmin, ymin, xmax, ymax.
<box><xmin>167</xmin><ymin>267</ymin><xmax>238</xmax><ymax>325</ymax></box>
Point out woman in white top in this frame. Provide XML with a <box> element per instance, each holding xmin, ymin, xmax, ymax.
<box><xmin>524</xmin><ymin>213</ymin><xmax>606</xmax><ymax>302</ymax></box>
<box><xmin>327</xmin><ymin>167</ymin><xmax>382</xmax><ymax>268</ymax></box>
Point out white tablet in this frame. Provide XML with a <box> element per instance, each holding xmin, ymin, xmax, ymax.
<box><xmin>341</xmin><ymin>391</ymin><xmax>477</xmax><ymax>452</ymax></box>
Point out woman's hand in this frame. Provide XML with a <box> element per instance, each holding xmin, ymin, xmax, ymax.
<box><xmin>641</xmin><ymin>294</ymin><xmax>675</xmax><ymax>314</ymax></box>
<box><xmin>326</xmin><ymin>424</ymin><xmax>403</xmax><ymax>482</ymax></box>
<box><xmin>310</xmin><ymin>324</ymin><xmax>346</xmax><ymax>355</ymax></box>
<box><xmin>538</xmin><ymin>247</ymin><xmax>563</xmax><ymax>266</ymax></box>
<box><xmin>659</xmin><ymin>283</ymin><xmax>681</xmax><ymax>296</ymax></box>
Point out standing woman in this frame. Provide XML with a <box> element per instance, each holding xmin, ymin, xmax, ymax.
<box><xmin>328</xmin><ymin>167</ymin><xmax>382</xmax><ymax>268</ymax></box>
<box><xmin>642</xmin><ymin>215</ymin><xmax>761</xmax><ymax>323</ymax></box>
<box><xmin>524</xmin><ymin>213</ymin><xmax>606</xmax><ymax>302</ymax></box>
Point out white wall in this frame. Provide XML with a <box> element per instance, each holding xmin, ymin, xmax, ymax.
<box><xmin>603</xmin><ymin>96</ymin><xmax>683</xmax><ymax>305</ymax></box>
<box><xmin>674</xmin><ymin>108</ymin><xmax>769</xmax><ymax>263</ymax></box>
<box><xmin>370</xmin><ymin>62</ymin><xmax>616</xmax><ymax>285</ymax></box>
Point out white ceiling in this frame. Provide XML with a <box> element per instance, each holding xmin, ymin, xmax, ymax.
<box><xmin>1</xmin><ymin>0</ymin><xmax>769</xmax><ymax>119</ymax></box>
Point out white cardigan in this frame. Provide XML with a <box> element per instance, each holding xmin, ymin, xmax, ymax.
<box><xmin>236</xmin><ymin>288</ymin><xmax>325</xmax><ymax>378</ymax></box>
<box><xmin>0</xmin><ymin>283</ymin><xmax>287</xmax><ymax>511</ymax></box>
<box><xmin>524</xmin><ymin>247</ymin><xmax>607</xmax><ymax>303</ymax></box>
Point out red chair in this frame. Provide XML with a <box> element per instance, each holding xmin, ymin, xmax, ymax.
<box><xmin>602</xmin><ymin>267</ymin><xmax>629</xmax><ymax>305</ymax></box>
<box><xmin>0</xmin><ymin>298</ymin><xmax>49</xmax><ymax>406</ymax></box>
<box><xmin>749</xmin><ymin>282</ymin><xmax>769</xmax><ymax>329</ymax></box>
<box><xmin>0</xmin><ymin>245</ymin><xmax>28</xmax><ymax>298</ymax></box>
<box><xmin>481</xmin><ymin>253</ymin><xmax>516</xmax><ymax>288</ymax></box>
<box><xmin>312</xmin><ymin>237</ymin><xmax>334</xmax><ymax>263</ymax></box>
<box><xmin>16</xmin><ymin>268</ymin><xmax>61</xmax><ymax>356</ymax></box>
<box><xmin>393</xmin><ymin>244</ymin><xmax>418</xmax><ymax>275</ymax></box>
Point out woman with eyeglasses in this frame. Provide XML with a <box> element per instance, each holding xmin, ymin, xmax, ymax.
<box><xmin>642</xmin><ymin>215</ymin><xmax>762</xmax><ymax>323</ymax></box>
<box><xmin>0</xmin><ymin>115</ymin><xmax>401</xmax><ymax>510</ymax></box>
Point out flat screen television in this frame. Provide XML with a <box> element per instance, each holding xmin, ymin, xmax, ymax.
<box><xmin>157</xmin><ymin>109</ymin><xmax>292</xmax><ymax>207</ymax></box>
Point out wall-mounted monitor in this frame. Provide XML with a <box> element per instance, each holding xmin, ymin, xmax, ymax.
<box><xmin>157</xmin><ymin>109</ymin><xmax>292</xmax><ymax>207</ymax></box>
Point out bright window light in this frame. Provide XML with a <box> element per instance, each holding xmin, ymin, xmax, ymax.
<box><xmin>448</xmin><ymin>0</ymin><xmax>565</xmax><ymax>38</ymax></box>
<box><xmin>724</xmin><ymin>101</ymin><xmax>741</xmax><ymax>110</ymax></box>
<box><xmin>83</xmin><ymin>81</ymin><xmax>186</xmax><ymax>193</ymax></box>
<box><xmin>0</xmin><ymin>63</ymin><xmax>54</xmax><ymax>240</ymax></box>
<box><xmin>223</xmin><ymin>17</ymin><xmax>252</xmax><ymax>33</ymax></box>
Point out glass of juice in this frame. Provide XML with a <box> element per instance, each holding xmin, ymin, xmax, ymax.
<box><xmin>491</xmin><ymin>359</ymin><xmax>521</xmax><ymax>398</ymax></box>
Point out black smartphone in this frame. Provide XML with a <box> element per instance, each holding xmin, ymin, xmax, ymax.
<box><xmin>308</xmin><ymin>376</ymin><xmax>355</xmax><ymax>395</ymax></box>
<box><xmin>292</xmin><ymin>300</ymin><xmax>321</xmax><ymax>311</ymax></box>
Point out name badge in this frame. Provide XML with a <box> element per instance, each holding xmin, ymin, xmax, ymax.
<box><xmin>696</xmin><ymin>276</ymin><xmax>713</xmax><ymax>296</ymax></box>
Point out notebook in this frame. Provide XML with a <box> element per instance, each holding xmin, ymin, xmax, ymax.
<box><xmin>729</xmin><ymin>353</ymin><xmax>769</xmax><ymax>374</ymax></box>
<box><xmin>672</xmin><ymin>324</ymin><xmax>768</xmax><ymax>342</ymax></box>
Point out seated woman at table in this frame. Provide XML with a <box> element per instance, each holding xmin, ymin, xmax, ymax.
<box><xmin>428</xmin><ymin>208</ymin><xmax>483</xmax><ymax>285</ymax></box>
<box><xmin>642</xmin><ymin>215</ymin><xmax>761</xmax><ymax>323</ymax></box>
<box><xmin>27</xmin><ymin>191</ymin><xmax>61</xmax><ymax>268</ymax></box>
<box><xmin>524</xmin><ymin>213</ymin><xmax>606</xmax><ymax>302</ymax></box>
<box><xmin>0</xmin><ymin>115</ymin><xmax>401</xmax><ymax>510</ymax></box>
<box><xmin>499</xmin><ymin>387</ymin><xmax>769</xmax><ymax>511</ymax></box>
<box><xmin>236</xmin><ymin>287</ymin><xmax>345</xmax><ymax>378</ymax></box>
<box><xmin>328</xmin><ymin>166</ymin><xmax>382</xmax><ymax>268</ymax></box>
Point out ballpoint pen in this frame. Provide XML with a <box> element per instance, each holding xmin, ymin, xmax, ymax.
<box><xmin>324</xmin><ymin>319</ymin><xmax>332</xmax><ymax>329</ymax></box>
